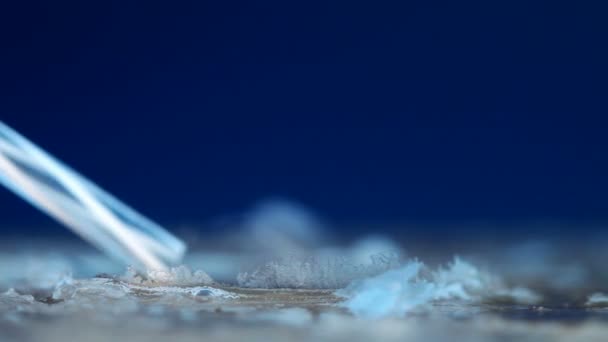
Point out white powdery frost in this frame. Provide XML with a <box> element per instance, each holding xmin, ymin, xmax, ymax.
<box><xmin>586</xmin><ymin>292</ymin><xmax>608</xmax><ymax>307</ymax></box>
<box><xmin>237</xmin><ymin>253</ymin><xmax>401</xmax><ymax>289</ymax></box>
<box><xmin>121</xmin><ymin>265</ymin><xmax>213</xmax><ymax>286</ymax></box>
<box><xmin>1</xmin><ymin>288</ymin><xmax>36</xmax><ymax>311</ymax></box>
<box><xmin>431</xmin><ymin>257</ymin><xmax>539</xmax><ymax>303</ymax></box>
<box><xmin>336</xmin><ymin>261</ymin><xmax>432</xmax><ymax>319</ymax></box>
<box><xmin>337</xmin><ymin>257</ymin><xmax>540</xmax><ymax>319</ymax></box>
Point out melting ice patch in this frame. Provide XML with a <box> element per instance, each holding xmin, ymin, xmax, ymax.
<box><xmin>338</xmin><ymin>257</ymin><xmax>540</xmax><ymax>319</ymax></box>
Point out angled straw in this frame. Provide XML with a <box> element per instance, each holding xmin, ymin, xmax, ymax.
<box><xmin>0</xmin><ymin>121</ymin><xmax>186</xmax><ymax>271</ymax></box>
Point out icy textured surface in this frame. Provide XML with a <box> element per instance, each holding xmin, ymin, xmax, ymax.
<box><xmin>338</xmin><ymin>257</ymin><xmax>540</xmax><ymax>319</ymax></box>
<box><xmin>2</xmin><ymin>246</ymin><xmax>608</xmax><ymax>342</ymax></box>
<box><xmin>51</xmin><ymin>277</ymin><xmax>236</xmax><ymax>303</ymax></box>
<box><xmin>586</xmin><ymin>292</ymin><xmax>608</xmax><ymax>307</ymax></box>
<box><xmin>121</xmin><ymin>265</ymin><xmax>213</xmax><ymax>286</ymax></box>
<box><xmin>431</xmin><ymin>257</ymin><xmax>540</xmax><ymax>303</ymax></box>
<box><xmin>3</xmin><ymin>283</ymin><xmax>608</xmax><ymax>342</ymax></box>
<box><xmin>4</xmin><ymin>201</ymin><xmax>608</xmax><ymax>341</ymax></box>
<box><xmin>237</xmin><ymin>253</ymin><xmax>400</xmax><ymax>289</ymax></box>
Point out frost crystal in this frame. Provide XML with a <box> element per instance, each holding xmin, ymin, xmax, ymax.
<box><xmin>121</xmin><ymin>265</ymin><xmax>213</xmax><ymax>286</ymax></box>
<box><xmin>337</xmin><ymin>257</ymin><xmax>540</xmax><ymax>319</ymax></box>
<box><xmin>237</xmin><ymin>253</ymin><xmax>400</xmax><ymax>289</ymax></box>
<box><xmin>586</xmin><ymin>292</ymin><xmax>608</xmax><ymax>307</ymax></box>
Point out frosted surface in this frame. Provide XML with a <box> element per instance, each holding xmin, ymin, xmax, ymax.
<box><xmin>338</xmin><ymin>257</ymin><xmax>540</xmax><ymax>319</ymax></box>
<box><xmin>3</xmin><ymin>202</ymin><xmax>608</xmax><ymax>341</ymax></box>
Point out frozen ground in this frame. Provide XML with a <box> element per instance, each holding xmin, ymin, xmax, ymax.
<box><xmin>3</xmin><ymin>240</ymin><xmax>608</xmax><ymax>342</ymax></box>
<box><xmin>3</xmin><ymin>202</ymin><xmax>608</xmax><ymax>341</ymax></box>
<box><xmin>3</xmin><ymin>268</ymin><xmax>608</xmax><ymax>342</ymax></box>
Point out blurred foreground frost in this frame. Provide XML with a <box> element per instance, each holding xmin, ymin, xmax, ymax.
<box><xmin>586</xmin><ymin>292</ymin><xmax>608</xmax><ymax>307</ymax></box>
<box><xmin>122</xmin><ymin>265</ymin><xmax>213</xmax><ymax>286</ymax></box>
<box><xmin>337</xmin><ymin>257</ymin><xmax>540</xmax><ymax>319</ymax></box>
<box><xmin>3</xmin><ymin>200</ymin><xmax>608</xmax><ymax>341</ymax></box>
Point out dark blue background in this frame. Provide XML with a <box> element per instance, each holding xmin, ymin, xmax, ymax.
<box><xmin>1</xmin><ymin>1</ymin><xmax>607</xmax><ymax>236</ymax></box>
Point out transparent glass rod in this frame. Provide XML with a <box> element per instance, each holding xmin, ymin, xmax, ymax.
<box><xmin>0</xmin><ymin>121</ymin><xmax>186</xmax><ymax>271</ymax></box>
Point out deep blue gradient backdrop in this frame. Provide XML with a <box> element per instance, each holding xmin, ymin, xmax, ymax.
<box><xmin>1</xmin><ymin>1</ymin><xmax>607</xmax><ymax>235</ymax></box>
